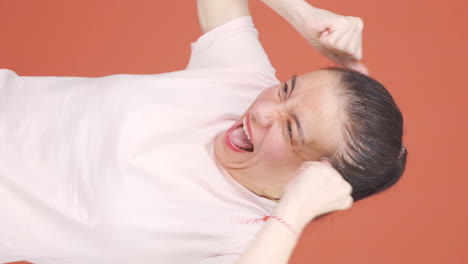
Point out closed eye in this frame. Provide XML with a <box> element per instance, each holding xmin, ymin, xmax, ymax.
<box><xmin>279</xmin><ymin>82</ymin><xmax>293</xmax><ymax>144</ymax></box>
<box><xmin>282</xmin><ymin>82</ymin><xmax>288</xmax><ymax>97</ymax></box>
<box><xmin>280</xmin><ymin>81</ymin><xmax>293</xmax><ymax>142</ymax></box>
<box><xmin>286</xmin><ymin>121</ymin><xmax>293</xmax><ymax>139</ymax></box>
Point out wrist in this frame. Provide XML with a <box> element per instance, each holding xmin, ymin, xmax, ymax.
<box><xmin>262</xmin><ymin>0</ymin><xmax>315</xmax><ymax>28</ymax></box>
<box><xmin>273</xmin><ymin>202</ymin><xmax>309</xmax><ymax>233</ymax></box>
<box><xmin>263</xmin><ymin>215</ymin><xmax>301</xmax><ymax>236</ymax></box>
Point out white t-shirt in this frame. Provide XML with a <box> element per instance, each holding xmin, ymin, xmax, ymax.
<box><xmin>0</xmin><ymin>16</ymin><xmax>280</xmax><ymax>264</ymax></box>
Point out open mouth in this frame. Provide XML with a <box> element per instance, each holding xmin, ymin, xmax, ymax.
<box><xmin>226</xmin><ymin>115</ymin><xmax>254</xmax><ymax>152</ymax></box>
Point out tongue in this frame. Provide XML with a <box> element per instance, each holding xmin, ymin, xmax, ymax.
<box><xmin>230</xmin><ymin>127</ymin><xmax>253</xmax><ymax>151</ymax></box>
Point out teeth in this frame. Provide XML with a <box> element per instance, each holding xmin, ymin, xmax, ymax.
<box><xmin>242</xmin><ymin>116</ymin><xmax>252</xmax><ymax>143</ymax></box>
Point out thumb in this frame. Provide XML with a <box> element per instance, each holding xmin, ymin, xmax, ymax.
<box><xmin>344</xmin><ymin>61</ymin><xmax>369</xmax><ymax>76</ymax></box>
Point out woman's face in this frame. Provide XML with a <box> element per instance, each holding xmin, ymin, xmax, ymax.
<box><xmin>214</xmin><ymin>70</ymin><xmax>344</xmax><ymax>200</ymax></box>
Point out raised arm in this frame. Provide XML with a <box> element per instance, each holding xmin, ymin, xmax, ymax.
<box><xmin>197</xmin><ymin>0</ymin><xmax>250</xmax><ymax>34</ymax></box>
<box><xmin>197</xmin><ymin>0</ymin><xmax>367</xmax><ymax>74</ymax></box>
<box><xmin>261</xmin><ymin>0</ymin><xmax>368</xmax><ymax>74</ymax></box>
<box><xmin>235</xmin><ymin>161</ymin><xmax>353</xmax><ymax>264</ymax></box>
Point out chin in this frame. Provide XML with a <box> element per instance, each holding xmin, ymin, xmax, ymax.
<box><xmin>214</xmin><ymin>129</ymin><xmax>253</xmax><ymax>168</ymax></box>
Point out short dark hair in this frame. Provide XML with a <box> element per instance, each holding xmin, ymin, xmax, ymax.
<box><xmin>325</xmin><ymin>67</ymin><xmax>407</xmax><ymax>202</ymax></box>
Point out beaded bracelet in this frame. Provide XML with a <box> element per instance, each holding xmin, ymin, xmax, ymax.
<box><xmin>262</xmin><ymin>215</ymin><xmax>299</xmax><ymax>236</ymax></box>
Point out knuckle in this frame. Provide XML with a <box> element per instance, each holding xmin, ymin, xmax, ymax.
<box><xmin>356</xmin><ymin>17</ymin><xmax>364</xmax><ymax>30</ymax></box>
<box><xmin>344</xmin><ymin>16</ymin><xmax>353</xmax><ymax>24</ymax></box>
<box><xmin>344</xmin><ymin>196</ymin><xmax>354</xmax><ymax>209</ymax></box>
<box><xmin>345</xmin><ymin>182</ymin><xmax>353</xmax><ymax>193</ymax></box>
<box><xmin>340</xmin><ymin>16</ymin><xmax>349</xmax><ymax>24</ymax></box>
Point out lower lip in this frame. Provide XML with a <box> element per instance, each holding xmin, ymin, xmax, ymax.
<box><xmin>225</xmin><ymin>121</ymin><xmax>248</xmax><ymax>153</ymax></box>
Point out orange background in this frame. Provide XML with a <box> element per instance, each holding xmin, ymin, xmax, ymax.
<box><xmin>1</xmin><ymin>0</ymin><xmax>467</xmax><ymax>263</ymax></box>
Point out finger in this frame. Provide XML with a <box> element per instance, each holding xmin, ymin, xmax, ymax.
<box><xmin>345</xmin><ymin>21</ymin><xmax>361</xmax><ymax>60</ymax></box>
<box><xmin>320</xmin><ymin>18</ymin><xmax>347</xmax><ymax>47</ymax></box>
<box><xmin>341</xmin><ymin>196</ymin><xmax>354</xmax><ymax>210</ymax></box>
<box><xmin>355</xmin><ymin>18</ymin><xmax>364</xmax><ymax>59</ymax></box>
<box><xmin>335</xmin><ymin>18</ymin><xmax>355</xmax><ymax>53</ymax></box>
<box><xmin>346</xmin><ymin>17</ymin><xmax>364</xmax><ymax>58</ymax></box>
<box><xmin>356</xmin><ymin>33</ymin><xmax>363</xmax><ymax>60</ymax></box>
<box><xmin>323</xmin><ymin>29</ymin><xmax>346</xmax><ymax>52</ymax></box>
<box><xmin>320</xmin><ymin>28</ymin><xmax>331</xmax><ymax>38</ymax></box>
<box><xmin>343</xmin><ymin>180</ymin><xmax>353</xmax><ymax>194</ymax></box>
<box><xmin>352</xmin><ymin>40</ymin><xmax>362</xmax><ymax>61</ymax></box>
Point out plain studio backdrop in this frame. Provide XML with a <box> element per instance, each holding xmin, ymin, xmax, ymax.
<box><xmin>0</xmin><ymin>0</ymin><xmax>467</xmax><ymax>263</ymax></box>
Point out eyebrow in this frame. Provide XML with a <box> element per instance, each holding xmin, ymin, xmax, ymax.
<box><xmin>290</xmin><ymin>75</ymin><xmax>306</xmax><ymax>147</ymax></box>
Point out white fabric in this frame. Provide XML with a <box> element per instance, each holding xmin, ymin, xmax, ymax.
<box><xmin>0</xmin><ymin>16</ymin><xmax>280</xmax><ymax>264</ymax></box>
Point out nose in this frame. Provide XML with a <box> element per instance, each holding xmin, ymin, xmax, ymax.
<box><xmin>251</xmin><ymin>99</ymin><xmax>279</xmax><ymax>128</ymax></box>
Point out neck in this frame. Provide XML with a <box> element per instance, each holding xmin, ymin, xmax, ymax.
<box><xmin>226</xmin><ymin>167</ymin><xmax>282</xmax><ymax>202</ymax></box>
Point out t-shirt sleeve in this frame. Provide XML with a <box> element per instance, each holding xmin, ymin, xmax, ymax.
<box><xmin>186</xmin><ymin>16</ymin><xmax>277</xmax><ymax>78</ymax></box>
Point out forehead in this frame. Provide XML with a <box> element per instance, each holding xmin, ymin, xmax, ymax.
<box><xmin>291</xmin><ymin>70</ymin><xmax>344</xmax><ymax>158</ymax></box>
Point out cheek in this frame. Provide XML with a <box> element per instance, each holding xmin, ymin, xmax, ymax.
<box><xmin>261</xmin><ymin>134</ymin><xmax>297</xmax><ymax>164</ymax></box>
<box><xmin>261</xmin><ymin>145</ymin><xmax>303</xmax><ymax>177</ymax></box>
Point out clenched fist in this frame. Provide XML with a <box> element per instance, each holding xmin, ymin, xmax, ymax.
<box><xmin>294</xmin><ymin>5</ymin><xmax>368</xmax><ymax>75</ymax></box>
<box><xmin>275</xmin><ymin>160</ymin><xmax>354</xmax><ymax>230</ymax></box>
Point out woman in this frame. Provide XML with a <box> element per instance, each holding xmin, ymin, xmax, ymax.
<box><xmin>0</xmin><ymin>0</ymin><xmax>406</xmax><ymax>263</ymax></box>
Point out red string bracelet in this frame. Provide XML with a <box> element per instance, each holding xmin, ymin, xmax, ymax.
<box><xmin>262</xmin><ymin>215</ymin><xmax>299</xmax><ymax>236</ymax></box>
